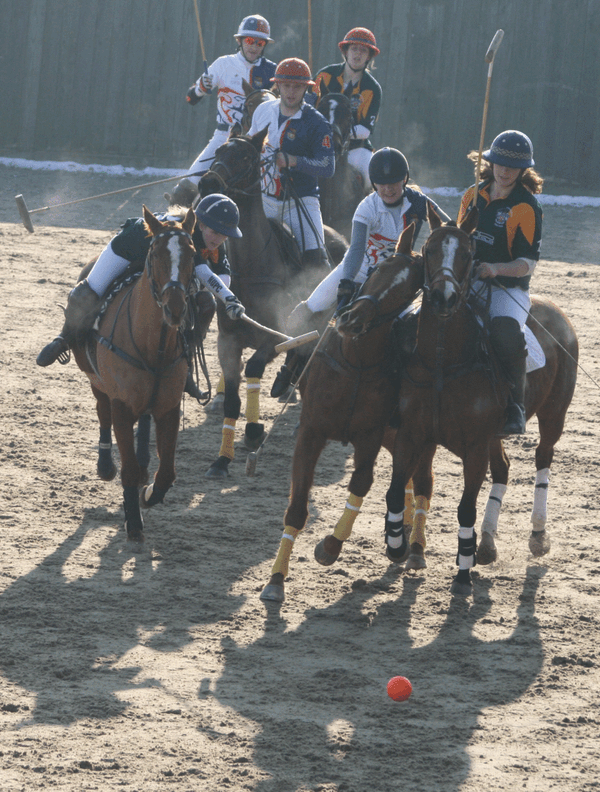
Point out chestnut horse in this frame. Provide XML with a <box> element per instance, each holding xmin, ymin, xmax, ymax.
<box><xmin>199</xmin><ymin>132</ymin><xmax>347</xmax><ymax>480</ymax></box>
<box><xmin>381</xmin><ymin>206</ymin><xmax>578</xmax><ymax>595</ymax></box>
<box><xmin>316</xmin><ymin>92</ymin><xmax>365</xmax><ymax>239</ymax></box>
<box><xmin>73</xmin><ymin>207</ymin><xmax>197</xmax><ymax>545</ymax></box>
<box><xmin>260</xmin><ymin>224</ymin><xmax>424</xmax><ymax>603</ymax></box>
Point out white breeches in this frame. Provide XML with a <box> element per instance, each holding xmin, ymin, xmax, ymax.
<box><xmin>262</xmin><ymin>194</ymin><xmax>325</xmax><ymax>253</ymax></box>
<box><xmin>347</xmin><ymin>147</ymin><xmax>372</xmax><ymax>190</ymax></box>
<box><xmin>305</xmin><ymin>257</ymin><xmax>372</xmax><ymax>313</ymax></box>
<box><xmin>186</xmin><ymin>129</ymin><xmax>229</xmax><ymax>178</ymax></box>
<box><xmin>470</xmin><ymin>281</ymin><xmax>531</xmax><ymax>328</ymax></box>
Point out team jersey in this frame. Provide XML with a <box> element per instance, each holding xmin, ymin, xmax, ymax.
<box><xmin>248</xmin><ymin>99</ymin><xmax>334</xmax><ymax>199</ymax></box>
<box><xmin>199</xmin><ymin>51</ymin><xmax>276</xmax><ymax>130</ymax></box>
<box><xmin>313</xmin><ymin>63</ymin><xmax>381</xmax><ymax>149</ymax></box>
<box><xmin>458</xmin><ymin>180</ymin><xmax>542</xmax><ymax>289</ymax></box>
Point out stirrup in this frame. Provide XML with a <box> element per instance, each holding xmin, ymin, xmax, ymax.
<box><xmin>270</xmin><ymin>365</ymin><xmax>293</xmax><ymax>398</ymax></box>
<box><xmin>36</xmin><ymin>336</ymin><xmax>70</xmax><ymax>367</ymax></box>
<box><xmin>184</xmin><ymin>371</ymin><xmax>208</xmax><ymax>401</ymax></box>
<box><xmin>498</xmin><ymin>403</ymin><xmax>526</xmax><ymax>436</ymax></box>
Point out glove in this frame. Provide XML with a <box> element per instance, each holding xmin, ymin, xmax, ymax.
<box><xmin>199</xmin><ymin>73</ymin><xmax>213</xmax><ymax>93</ymax></box>
<box><xmin>186</xmin><ymin>85</ymin><xmax>202</xmax><ymax>106</ymax></box>
<box><xmin>336</xmin><ymin>278</ymin><xmax>356</xmax><ymax>310</ymax></box>
<box><xmin>225</xmin><ymin>295</ymin><xmax>245</xmax><ymax>319</ymax></box>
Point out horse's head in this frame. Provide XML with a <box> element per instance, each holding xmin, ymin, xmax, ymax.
<box><xmin>235</xmin><ymin>78</ymin><xmax>277</xmax><ymax>135</ymax></box>
<box><xmin>337</xmin><ymin>223</ymin><xmax>424</xmax><ymax>337</ymax></box>
<box><xmin>199</xmin><ymin>130</ymin><xmax>265</xmax><ymax>198</ymax></box>
<box><xmin>316</xmin><ymin>93</ymin><xmax>353</xmax><ymax>157</ymax></box>
<box><xmin>421</xmin><ymin>204</ymin><xmax>478</xmax><ymax>319</ymax></box>
<box><xmin>142</xmin><ymin>205</ymin><xmax>196</xmax><ymax>328</ymax></box>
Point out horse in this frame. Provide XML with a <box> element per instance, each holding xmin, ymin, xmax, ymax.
<box><xmin>72</xmin><ymin>206</ymin><xmax>197</xmax><ymax>545</ymax></box>
<box><xmin>231</xmin><ymin>78</ymin><xmax>276</xmax><ymax>136</ymax></box>
<box><xmin>378</xmin><ymin>205</ymin><xmax>578</xmax><ymax>595</ymax></box>
<box><xmin>316</xmin><ymin>91</ymin><xmax>365</xmax><ymax>239</ymax></box>
<box><xmin>260</xmin><ymin>224</ymin><xmax>425</xmax><ymax>603</ymax></box>
<box><xmin>198</xmin><ymin>131</ymin><xmax>347</xmax><ymax>480</ymax></box>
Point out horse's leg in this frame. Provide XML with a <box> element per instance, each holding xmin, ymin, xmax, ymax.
<box><xmin>205</xmin><ymin>338</ymin><xmax>242</xmax><ymax>479</ymax></box>
<box><xmin>477</xmin><ymin>438</ymin><xmax>510</xmax><ymax>565</ymax></box>
<box><xmin>451</xmin><ymin>445</ymin><xmax>489</xmax><ymax>596</ymax></box>
<box><xmin>260</xmin><ymin>425</ymin><xmax>328</xmax><ymax>603</ymax></box>
<box><xmin>135</xmin><ymin>413</ymin><xmax>151</xmax><ymax>486</ymax></box>
<box><xmin>91</xmin><ymin>385</ymin><xmax>117</xmax><ymax>481</ymax></box>
<box><xmin>404</xmin><ymin>444</ymin><xmax>436</xmax><ymax>571</ymax></box>
<box><xmin>111</xmin><ymin>400</ymin><xmax>144</xmax><ymax>544</ymax></box>
<box><xmin>314</xmin><ymin>430</ymin><xmax>385</xmax><ymax>566</ymax></box>
<box><xmin>140</xmin><ymin>405</ymin><xmax>180</xmax><ymax>509</ymax></box>
<box><xmin>385</xmin><ymin>439</ymin><xmax>423</xmax><ymax>564</ymax></box>
<box><xmin>243</xmin><ymin>351</ymin><xmax>272</xmax><ymax>451</ymax></box>
<box><xmin>207</xmin><ymin>372</ymin><xmax>225</xmax><ymax>413</ymax></box>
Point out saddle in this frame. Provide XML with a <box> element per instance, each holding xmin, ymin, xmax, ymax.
<box><xmin>267</xmin><ymin>218</ymin><xmax>302</xmax><ymax>273</ymax></box>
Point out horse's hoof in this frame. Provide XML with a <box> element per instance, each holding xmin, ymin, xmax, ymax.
<box><xmin>244</xmin><ymin>422</ymin><xmax>266</xmax><ymax>451</ymax></box>
<box><xmin>385</xmin><ymin>519</ymin><xmax>409</xmax><ymax>564</ymax></box>
<box><xmin>477</xmin><ymin>531</ymin><xmax>497</xmax><ymax>565</ymax></box>
<box><xmin>205</xmin><ymin>456</ymin><xmax>230</xmax><ymax>480</ymax></box>
<box><xmin>125</xmin><ymin>529</ymin><xmax>145</xmax><ymax>551</ymax></box>
<box><xmin>451</xmin><ymin>569</ymin><xmax>473</xmax><ymax>596</ymax></box>
<box><xmin>140</xmin><ymin>482</ymin><xmax>169</xmax><ymax>509</ymax></box>
<box><xmin>97</xmin><ymin>461</ymin><xmax>117</xmax><ymax>481</ymax></box>
<box><xmin>405</xmin><ymin>543</ymin><xmax>427</xmax><ymax>570</ymax></box>
<box><xmin>529</xmin><ymin>529</ymin><xmax>551</xmax><ymax>557</ymax></box>
<box><xmin>278</xmin><ymin>385</ymin><xmax>297</xmax><ymax>404</ymax></box>
<box><xmin>206</xmin><ymin>393</ymin><xmax>224</xmax><ymax>414</ymax></box>
<box><xmin>260</xmin><ymin>583</ymin><xmax>285</xmax><ymax>603</ymax></box>
<box><xmin>314</xmin><ymin>536</ymin><xmax>342</xmax><ymax>566</ymax></box>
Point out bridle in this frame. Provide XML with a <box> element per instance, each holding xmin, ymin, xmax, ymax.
<box><xmin>205</xmin><ymin>138</ymin><xmax>262</xmax><ymax>197</ymax></box>
<box><xmin>145</xmin><ymin>227</ymin><xmax>194</xmax><ymax>308</ymax></box>
<box><xmin>421</xmin><ymin>227</ymin><xmax>475</xmax><ymax>318</ymax></box>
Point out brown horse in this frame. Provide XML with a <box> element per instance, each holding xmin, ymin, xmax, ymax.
<box><xmin>199</xmin><ymin>131</ymin><xmax>346</xmax><ymax>479</ymax></box>
<box><xmin>232</xmin><ymin>78</ymin><xmax>276</xmax><ymax>135</ymax></box>
<box><xmin>380</xmin><ymin>206</ymin><xmax>578</xmax><ymax>595</ymax></box>
<box><xmin>72</xmin><ymin>207</ymin><xmax>197</xmax><ymax>545</ymax></box>
<box><xmin>316</xmin><ymin>92</ymin><xmax>365</xmax><ymax>239</ymax></box>
<box><xmin>260</xmin><ymin>224</ymin><xmax>424</xmax><ymax>603</ymax></box>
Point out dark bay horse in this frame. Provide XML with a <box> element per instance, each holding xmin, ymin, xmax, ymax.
<box><xmin>381</xmin><ymin>206</ymin><xmax>578</xmax><ymax>595</ymax></box>
<box><xmin>260</xmin><ymin>224</ymin><xmax>424</xmax><ymax>603</ymax></box>
<box><xmin>232</xmin><ymin>78</ymin><xmax>276</xmax><ymax>135</ymax></box>
<box><xmin>316</xmin><ymin>92</ymin><xmax>365</xmax><ymax>239</ymax></box>
<box><xmin>199</xmin><ymin>131</ymin><xmax>347</xmax><ymax>480</ymax></box>
<box><xmin>73</xmin><ymin>207</ymin><xmax>197</xmax><ymax>544</ymax></box>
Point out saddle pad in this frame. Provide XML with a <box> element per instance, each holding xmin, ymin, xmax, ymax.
<box><xmin>524</xmin><ymin>324</ymin><xmax>545</xmax><ymax>373</ymax></box>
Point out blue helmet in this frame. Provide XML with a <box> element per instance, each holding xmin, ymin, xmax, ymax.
<box><xmin>483</xmin><ymin>130</ymin><xmax>535</xmax><ymax>169</ymax></box>
<box><xmin>235</xmin><ymin>15</ymin><xmax>273</xmax><ymax>43</ymax></box>
<box><xmin>195</xmin><ymin>194</ymin><xmax>242</xmax><ymax>238</ymax></box>
<box><xmin>369</xmin><ymin>147</ymin><xmax>409</xmax><ymax>185</ymax></box>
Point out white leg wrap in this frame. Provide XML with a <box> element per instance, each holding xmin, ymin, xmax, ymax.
<box><xmin>481</xmin><ymin>483</ymin><xmax>507</xmax><ymax>537</ymax></box>
<box><xmin>386</xmin><ymin>510</ymin><xmax>404</xmax><ymax>548</ymax></box>
<box><xmin>531</xmin><ymin>468</ymin><xmax>550</xmax><ymax>531</ymax></box>
<box><xmin>458</xmin><ymin>526</ymin><xmax>475</xmax><ymax>569</ymax></box>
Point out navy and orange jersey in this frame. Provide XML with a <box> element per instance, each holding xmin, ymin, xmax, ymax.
<box><xmin>458</xmin><ymin>180</ymin><xmax>543</xmax><ymax>289</ymax></box>
<box><xmin>313</xmin><ymin>63</ymin><xmax>381</xmax><ymax>145</ymax></box>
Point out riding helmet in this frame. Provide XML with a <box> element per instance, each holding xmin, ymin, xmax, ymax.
<box><xmin>368</xmin><ymin>148</ymin><xmax>409</xmax><ymax>185</ymax></box>
<box><xmin>483</xmin><ymin>130</ymin><xmax>535</xmax><ymax>169</ymax></box>
<box><xmin>195</xmin><ymin>194</ymin><xmax>243</xmax><ymax>238</ymax></box>
<box><xmin>338</xmin><ymin>28</ymin><xmax>380</xmax><ymax>57</ymax></box>
<box><xmin>235</xmin><ymin>15</ymin><xmax>273</xmax><ymax>43</ymax></box>
<box><xmin>271</xmin><ymin>58</ymin><xmax>315</xmax><ymax>86</ymax></box>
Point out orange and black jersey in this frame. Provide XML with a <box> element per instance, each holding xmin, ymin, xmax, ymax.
<box><xmin>313</xmin><ymin>63</ymin><xmax>381</xmax><ymax>148</ymax></box>
<box><xmin>459</xmin><ymin>180</ymin><xmax>542</xmax><ymax>289</ymax></box>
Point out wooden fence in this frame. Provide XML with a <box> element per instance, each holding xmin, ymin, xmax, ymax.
<box><xmin>1</xmin><ymin>0</ymin><xmax>598</xmax><ymax>190</ymax></box>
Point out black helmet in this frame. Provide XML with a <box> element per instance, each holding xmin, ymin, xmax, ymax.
<box><xmin>194</xmin><ymin>194</ymin><xmax>242</xmax><ymax>238</ymax></box>
<box><xmin>483</xmin><ymin>130</ymin><xmax>535</xmax><ymax>169</ymax></box>
<box><xmin>368</xmin><ymin>148</ymin><xmax>409</xmax><ymax>185</ymax></box>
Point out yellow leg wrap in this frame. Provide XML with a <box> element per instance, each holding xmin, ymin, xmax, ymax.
<box><xmin>217</xmin><ymin>373</ymin><xmax>225</xmax><ymax>395</ymax></box>
<box><xmin>410</xmin><ymin>494</ymin><xmax>430</xmax><ymax>549</ymax></box>
<box><xmin>333</xmin><ymin>492</ymin><xmax>364</xmax><ymax>541</ymax></box>
<box><xmin>271</xmin><ymin>526</ymin><xmax>301</xmax><ymax>578</ymax></box>
<box><xmin>245</xmin><ymin>377</ymin><xmax>261</xmax><ymax>424</ymax></box>
<box><xmin>404</xmin><ymin>479</ymin><xmax>416</xmax><ymax>531</ymax></box>
<box><xmin>219</xmin><ymin>418</ymin><xmax>236</xmax><ymax>460</ymax></box>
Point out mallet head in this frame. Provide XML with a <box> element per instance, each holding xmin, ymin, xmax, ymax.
<box><xmin>485</xmin><ymin>29</ymin><xmax>504</xmax><ymax>63</ymax></box>
<box><xmin>15</xmin><ymin>194</ymin><xmax>34</xmax><ymax>233</ymax></box>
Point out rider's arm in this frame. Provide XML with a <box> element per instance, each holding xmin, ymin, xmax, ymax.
<box><xmin>340</xmin><ymin>220</ymin><xmax>369</xmax><ymax>280</ymax></box>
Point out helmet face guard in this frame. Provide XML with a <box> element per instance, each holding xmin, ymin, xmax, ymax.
<box><xmin>235</xmin><ymin>15</ymin><xmax>273</xmax><ymax>43</ymax></box>
<box><xmin>369</xmin><ymin>148</ymin><xmax>409</xmax><ymax>185</ymax></box>
<box><xmin>483</xmin><ymin>130</ymin><xmax>535</xmax><ymax>169</ymax></box>
<box><xmin>195</xmin><ymin>194</ymin><xmax>242</xmax><ymax>238</ymax></box>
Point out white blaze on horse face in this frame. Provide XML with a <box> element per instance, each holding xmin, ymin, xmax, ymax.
<box><xmin>167</xmin><ymin>236</ymin><xmax>182</xmax><ymax>281</ymax></box>
<box><xmin>326</xmin><ymin>99</ymin><xmax>338</xmax><ymax>125</ymax></box>
<box><xmin>438</xmin><ymin>235</ymin><xmax>460</xmax><ymax>300</ymax></box>
<box><xmin>377</xmin><ymin>266</ymin><xmax>410</xmax><ymax>301</ymax></box>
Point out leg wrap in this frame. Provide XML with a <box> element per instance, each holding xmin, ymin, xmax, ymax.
<box><xmin>409</xmin><ymin>495</ymin><xmax>429</xmax><ymax>549</ymax></box>
<box><xmin>245</xmin><ymin>377</ymin><xmax>261</xmax><ymax>424</ymax></box>
<box><xmin>219</xmin><ymin>418</ymin><xmax>236</xmax><ymax>460</ymax></box>
<box><xmin>404</xmin><ymin>481</ymin><xmax>415</xmax><ymax>532</ymax></box>
<box><xmin>271</xmin><ymin>526</ymin><xmax>301</xmax><ymax>578</ymax></box>
<box><xmin>457</xmin><ymin>527</ymin><xmax>477</xmax><ymax>569</ymax></box>
<box><xmin>481</xmin><ymin>483</ymin><xmax>507</xmax><ymax>537</ymax></box>
<box><xmin>333</xmin><ymin>493</ymin><xmax>363</xmax><ymax>541</ymax></box>
<box><xmin>531</xmin><ymin>468</ymin><xmax>550</xmax><ymax>531</ymax></box>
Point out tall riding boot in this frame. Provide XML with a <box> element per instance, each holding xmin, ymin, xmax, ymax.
<box><xmin>490</xmin><ymin>316</ymin><xmax>527</xmax><ymax>435</ymax></box>
<box><xmin>271</xmin><ymin>302</ymin><xmax>315</xmax><ymax>398</ymax></box>
<box><xmin>36</xmin><ymin>280</ymin><xmax>103</xmax><ymax>367</ymax></box>
<box><xmin>164</xmin><ymin>177</ymin><xmax>199</xmax><ymax>208</ymax></box>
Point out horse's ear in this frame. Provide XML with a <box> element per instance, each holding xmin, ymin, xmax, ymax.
<box><xmin>182</xmin><ymin>206</ymin><xmax>196</xmax><ymax>234</ymax></box>
<box><xmin>143</xmin><ymin>205</ymin><xmax>164</xmax><ymax>236</ymax></box>
<box><xmin>229</xmin><ymin>122</ymin><xmax>243</xmax><ymax>138</ymax></box>
<box><xmin>396</xmin><ymin>222</ymin><xmax>415</xmax><ymax>256</ymax></box>
<box><xmin>427</xmin><ymin>200</ymin><xmax>443</xmax><ymax>230</ymax></box>
<box><xmin>458</xmin><ymin>205</ymin><xmax>479</xmax><ymax>236</ymax></box>
<box><xmin>251</xmin><ymin>127</ymin><xmax>268</xmax><ymax>151</ymax></box>
<box><xmin>242</xmin><ymin>78</ymin><xmax>253</xmax><ymax>96</ymax></box>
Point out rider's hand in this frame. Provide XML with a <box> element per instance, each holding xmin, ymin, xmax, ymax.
<box><xmin>336</xmin><ymin>278</ymin><xmax>356</xmax><ymax>309</ymax></box>
<box><xmin>276</xmin><ymin>151</ymin><xmax>297</xmax><ymax>170</ymax></box>
<box><xmin>186</xmin><ymin>85</ymin><xmax>202</xmax><ymax>105</ymax></box>
<box><xmin>474</xmin><ymin>261</ymin><xmax>499</xmax><ymax>280</ymax></box>
<box><xmin>198</xmin><ymin>74</ymin><xmax>214</xmax><ymax>93</ymax></box>
<box><xmin>225</xmin><ymin>296</ymin><xmax>245</xmax><ymax>319</ymax></box>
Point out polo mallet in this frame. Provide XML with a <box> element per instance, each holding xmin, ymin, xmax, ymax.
<box><xmin>472</xmin><ymin>29</ymin><xmax>504</xmax><ymax>209</ymax></box>
<box><xmin>192</xmin><ymin>0</ymin><xmax>208</xmax><ymax>74</ymax></box>
<box><xmin>245</xmin><ymin>323</ymin><xmax>332</xmax><ymax>477</ymax></box>
<box><xmin>307</xmin><ymin>0</ymin><xmax>313</xmax><ymax>73</ymax></box>
<box><xmin>240</xmin><ymin>313</ymin><xmax>319</xmax><ymax>352</ymax></box>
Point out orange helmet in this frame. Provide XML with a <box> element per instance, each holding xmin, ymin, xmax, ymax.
<box><xmin>338</xmin><ymin>27</ymin><xmax>380</xmax><ymax>57</ymax></box>
<box><xmin>271</xmin><ymin>58</ymin><xmax>315</xmax><ymax>85</ymax></box>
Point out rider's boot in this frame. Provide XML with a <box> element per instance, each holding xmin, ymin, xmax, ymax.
<box><xmin>164</xmin><ymin>177</ymin><xmax>199</xmax><ymax>208</ymax></box>
<box><xmin>490</xmin><ymin>316</ymin><xmax>527</xmax><ymax>436</ymax></box>
<box><xmin>36</xmin><ymin>280</ymin><xmax>102</xmax><ymax>367</ymax></box>
<box><xmin>271</xmin><ymin>302</ymin><xmax>315</xmax><ymax>398</ymax></box>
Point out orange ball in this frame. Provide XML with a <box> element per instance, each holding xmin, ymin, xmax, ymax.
<box><xmin>387</xmin><ymin>675</ymin><xmax>412</xmax><ymax>701</ymax></box>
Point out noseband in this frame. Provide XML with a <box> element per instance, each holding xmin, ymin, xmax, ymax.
<box><xmin>146</xmin><ymin>227</ymin><xmax>194</xmax><ymax>307</ymax></box>
<box><xmin>206</xmin><ymin>140</ymin><xmax>261</xmax><ymax>196</ymax></box>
